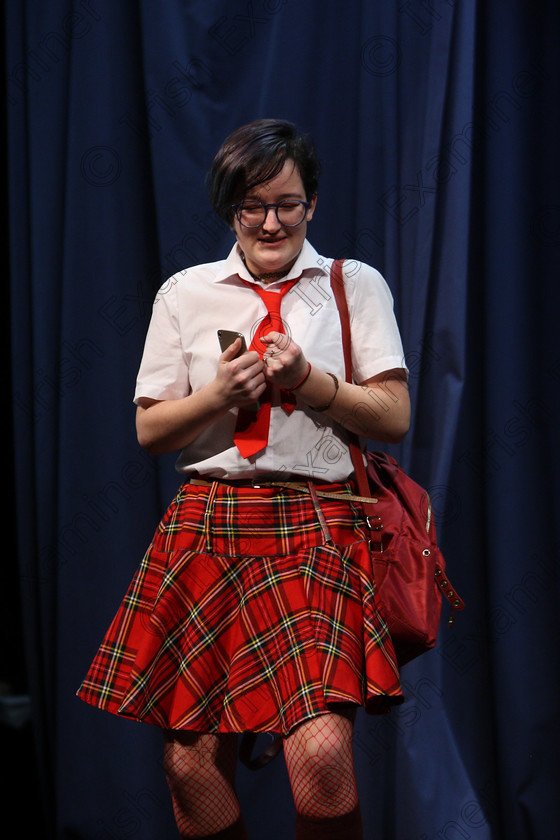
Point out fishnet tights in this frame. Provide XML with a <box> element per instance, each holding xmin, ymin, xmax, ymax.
<box><xmin>163</xmin><ymin>730</ymin><xmax>240</xmax><ymax>838</ymax></box>
<box><xmin>283</xmin><ymin>712</ymin><xmax>359</xmax><ymax>819</ymax></box>
<box><xmin>163</xmin><ymin>713</ymin><xmax>359</xmax><ymax>837</ymax></box>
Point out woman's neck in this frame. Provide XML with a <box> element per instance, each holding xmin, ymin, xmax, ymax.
<box><xmin>239</xmin><ymin>249</ymin><xmax>296</xmax><ymax>284</ymax></box>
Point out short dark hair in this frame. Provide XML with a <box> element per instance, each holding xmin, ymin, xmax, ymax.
<box><xmin>207</xmin><ymin>119</ymin><xmax>320</xmax><ymax>225</ymax></box>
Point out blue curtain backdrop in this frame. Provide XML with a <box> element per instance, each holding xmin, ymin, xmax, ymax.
<box><xmin>5</xmin><ymin>1</ymin><xmax>560</xmax><ymax>838</ymax></box>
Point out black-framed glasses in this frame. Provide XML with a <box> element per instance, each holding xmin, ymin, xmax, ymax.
<box><xmin>232</xmin><ymin>199</ymin><xmax>311</xmax><ymax>228</ymax></box>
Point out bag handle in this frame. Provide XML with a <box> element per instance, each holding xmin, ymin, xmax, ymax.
<box><xmin>329</xmin><ymin>260</ymin><xmax>378</xmax><ymax>525</ymax></box>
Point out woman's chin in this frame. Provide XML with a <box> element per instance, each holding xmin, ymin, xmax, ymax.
<box><xmin>249</xmin><ymin>243</ymin><xmax>297</xmax><ymax>276</ymax></box>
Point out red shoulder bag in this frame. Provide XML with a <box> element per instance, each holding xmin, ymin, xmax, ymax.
<box><xmin>329</xmin><ymin>259</ymin><xmax>465</xmax><ymax>666</ymax></box>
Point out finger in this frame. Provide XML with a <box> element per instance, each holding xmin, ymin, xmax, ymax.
<box><xmin>239</xmin><ymin>353</ymin><xmax>264</xmax><ymax>377</ymax></box>
<box><xmin>239</xmin><ymin>373</ymin><xmax>267</xmax><ymax>404</ymax></box>
<box><xmin>220</xmin><ymin>337</ymin><xmax>243</xmax><ymax>362</ymax></box>
<box><xmin>243</xmin><ymin>349</ymin><xmax>262</xmax><ymax>366</ymax></box>
<box><xmin>225</xmin><ymin>347</ymin><xmax>262</xmax><ymax>372</ymax></box>
<box><xmin>262</xmin><ymin>332</ymin><xmax>292</xmax><ymax>352</ymax></box>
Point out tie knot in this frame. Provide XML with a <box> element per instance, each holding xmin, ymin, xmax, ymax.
<box><xmin>258</xmin><ymin>289</ymin><xmax>284</xmax><ymax>318</ymax></box>
<box><xmin>240</xmin><ymin>276</ymin><xmax>300</xmax><ymax>354</ymax></box>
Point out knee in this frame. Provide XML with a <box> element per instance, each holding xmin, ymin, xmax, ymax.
<box><xmin>303</xmin><ymin>740</ymin><xmax>354</xmax><ymax>806</ymax></box>
<box><xmin>285</xmin><ymin>719</ymin><xmax>357</xmax><ymax>817</ymax></box>
<box><xmin>310</xmin><ymin>759</ymin><xmax>352</xmax><ymax>808</ymax></box>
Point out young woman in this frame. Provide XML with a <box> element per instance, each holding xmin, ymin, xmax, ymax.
<box><xmin>78</xmin><ymin>118</ymin><xmax>410</xmax><ymax>840</ymax></box>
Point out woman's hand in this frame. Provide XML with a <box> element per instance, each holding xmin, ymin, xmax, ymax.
<box><xmin>261</xmin><ymin>329</ymin><xmax>410</xmax><ymax>444</ymax></box>
<box><xmin>216</xmin><ymin>337</ymin><xmax>267</xmax><ymax>405</ymax></box>
<box><xmin>260</xmin><ymin>331</ymin><xmax>309</xmax><ymax>390</ymax></box>
<box><xmin>136</xmin><ymin>337</ymin><xmax>266</xmax><ymax>454</ymax></box>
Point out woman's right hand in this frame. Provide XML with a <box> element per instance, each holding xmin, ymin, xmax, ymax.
<box><xmin>136</xmin><ymin>338</ymin><xmax>267</xmax><ymax>455</ymax></box>
<box><xmin>215</xmin><ymin>337</ymin><xmax>267</xmax><ymax>407</ymax></box>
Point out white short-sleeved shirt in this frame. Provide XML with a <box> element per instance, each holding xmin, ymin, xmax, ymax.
<box><xmin>134</xmin><ymin>239</ymin><xmax>406</xmax><ymax>480</ymax></box>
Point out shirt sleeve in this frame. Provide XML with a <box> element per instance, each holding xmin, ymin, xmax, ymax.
<box><xmin>133</xmin><ymin>281</ymin><xmax>190</xmax><ymax>403</ymax></box>
<box><xmin>343</xmin><ymin>261</ymin><xmax>407</xmax><ymax>383</ymax></box>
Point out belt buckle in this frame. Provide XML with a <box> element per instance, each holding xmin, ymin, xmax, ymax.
<box><xmin>251</xmin><ymin>474</ymin><xmax>284</xmax><ymax>489</ymax></box>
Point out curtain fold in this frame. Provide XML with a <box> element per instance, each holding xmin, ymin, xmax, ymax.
<box><xmin>6</xmin><ymin>1</ymin><xmax>559</xmax><ymax>837</ymax></box>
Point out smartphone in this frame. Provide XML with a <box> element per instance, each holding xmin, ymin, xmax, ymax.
<box><xmin>217</xmin><ymin>330</ymin><xmax>259</xmax><ymax>412</ymax></box>
<box><xmin>217</xmin><ymin>329</ymin><xmax>247</xmax><ymax>357</ymax></box>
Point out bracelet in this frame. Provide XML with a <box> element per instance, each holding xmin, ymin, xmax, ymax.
<box><xmin>310</xmin><ymin>372</ymin><xmax>339</xmax><ymax>412</ymax></box>
<box><xmin>286</xmin><ymin>361</ymin><xmax>312</xmax><ymax>391</ymax></box>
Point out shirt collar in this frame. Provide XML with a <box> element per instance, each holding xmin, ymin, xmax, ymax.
<box><xmin>214</xmin><ymin>239</ymin><xmax>329</xmax><ymax>287</ymax></box>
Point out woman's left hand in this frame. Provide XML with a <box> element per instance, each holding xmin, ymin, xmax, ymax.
<box><xmin>261</xmin><ymin>331</ymin><xmax>410</xmax><ymax>443</ymax></box>
<box><xmin>261</xmin><ymin>331</ymin><xmax>309</xmax><ymax>390</ymax></box>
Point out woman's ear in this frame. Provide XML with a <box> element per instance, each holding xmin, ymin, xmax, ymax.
<box><xmin>307</xmin><ymin>193</ymin><xmax>318</xmax><ymax>221</ymax></box>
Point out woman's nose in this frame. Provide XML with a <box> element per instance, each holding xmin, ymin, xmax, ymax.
<box><xmin>262</xmin><ymin>205</ymin><xmax>281</xmax><ymax>231</ymax></box>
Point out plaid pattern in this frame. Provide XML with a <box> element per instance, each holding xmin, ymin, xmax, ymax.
<box><xmin>77</xmin><ymin>482</ymin><xmax>403</xmax><ymax>734</ymax></box>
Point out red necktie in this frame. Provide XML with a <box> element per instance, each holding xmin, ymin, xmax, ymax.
<box><xmin>234</xmin><ymin>277</ymin><xmax>299</xmax><ymax>458</ymax></box>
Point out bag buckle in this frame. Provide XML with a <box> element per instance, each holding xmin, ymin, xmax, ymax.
<box><xmin>366</xmin><ymin>514</ymin><xmax>383</xmax><ymax>552</ymax></box>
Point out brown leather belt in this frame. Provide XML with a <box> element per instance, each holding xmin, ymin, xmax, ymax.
<box><xmin>188</xmin><ymin>476</ymin><xmax>379</xmax><ymax>505</ymax></box>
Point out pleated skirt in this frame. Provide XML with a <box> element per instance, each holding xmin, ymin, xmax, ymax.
<box><xmin>77</xmin><ymin>480</ymin><xmax>403</xmax><ymax>735</ymax></box>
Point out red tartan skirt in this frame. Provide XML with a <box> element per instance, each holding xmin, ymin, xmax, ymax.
<box><xmin>77</xmin><ymin>480</ymin><xmax>403</xmax><ymax>735</ymax></box>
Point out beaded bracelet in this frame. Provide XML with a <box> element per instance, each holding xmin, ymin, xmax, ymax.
<box><xmin>286</xmin><ymin>361</ymin><xmax>312</xmax><ymax>391</ymax></box>
<box><xmin>310</xmin><ymin>372</ymin><xmax>339</xmax><ymax>412</ymax></box>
